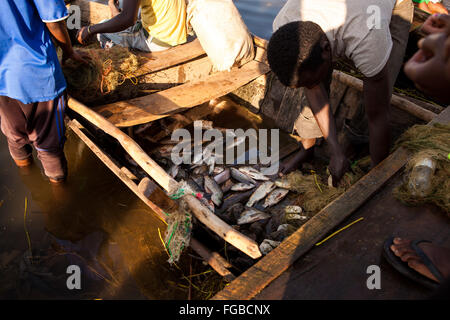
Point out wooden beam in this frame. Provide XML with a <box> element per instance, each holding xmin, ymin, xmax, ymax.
<box><xmin>68</xmin><ymin>119</ymin><xmax>236</xmax><ymax>280</ymax></box>
<box><xmin>68</xmin><ymin>98</ymin><xmax>262</xmax><ymax>259</ymax></box>
<box><xmin>136</xmin><ymin>39</ymin><xmax>206</xmax><ymax>75</ymax></box>
<box><xmin>94</xmin><ymin>60</ymin><xmax>271</xmax><ymax>127</ymax></box>
<box><xmin>333</xmin><ymin>70</ymin><xmax>438</xmax><ymax>122</ymax></box>
<box><xmin>212</xmin><ymin>106</ymin><xmax>450</xmax><ymax>300</ymax></box>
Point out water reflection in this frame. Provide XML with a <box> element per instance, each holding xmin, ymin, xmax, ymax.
<box><xmin>235</xmin><ymin>0</ymin><xmax>287</xmax><ymax>39</ymax></box>
<box><xmin>0</xmin><ymin>0</ymin><xmax>286</xmax><ymax>299</ymax></box>
<box><xmin>0</xmin><ymin>130</ymin><xmax>193</xmax><ymax>299</ymax></box>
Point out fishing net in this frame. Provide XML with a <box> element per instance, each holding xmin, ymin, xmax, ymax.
<box><xmin>281</xmin><ymin>159</ymin><xmax>369</xmax><ymax>214</ymax></box>
<box><xmin>164</xmin><ymin>182</ymin><xmax>194</xmax><ymax>265</ymax></box>
<box><xmin>392</xmin><ymin>123</ymin><xmax>450</xmax><ymax>214</ymax></box>
<box><xmin>60</xmin><ymin>46</ymin><xmax>149</xmax><ymax>105</ymax></box>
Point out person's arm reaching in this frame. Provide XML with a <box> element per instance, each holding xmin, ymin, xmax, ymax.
<box><xmin>46</xmin><ymin>20</ymin><xmax>90</xmax><ymax>64</ymax></box>
<box><xmin>363</xmin><ymin>63</ymin><xmax>391</xmax><ymax>167</ymax></box>
<box><xmin>77</xmin><ymin>0</ymin><xmax>141</xmax><ymax>45</ymax></box>
<box><xmin>305</xmin><ymin>83</ymin><xmax>349</xmax><ymax>184</ymax></box>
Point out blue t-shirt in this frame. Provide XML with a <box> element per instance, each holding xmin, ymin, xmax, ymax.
<box><xmin>0</xmin><ymin>0</ymin><xmax>69</xmax><ymax>104</ymax></box>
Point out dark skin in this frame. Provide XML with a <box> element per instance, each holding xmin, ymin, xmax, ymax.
<box><xmin>77</xmin><ymin>0</ymin><xmax>140</xmax><ymax>45</ymax></box>
<box><xmin>46</xmin><ymin>20</ymin><xmax>90</xmax><ymax>64</ymax></box>
<box><xmin>405</xmin><ymin>14</ymin><xmax>450</xmax><ymax>103</ymax></box>
<box><xmin>280</xmin><ymin>35</ymin><xmax>391</xmax><ymax>184</ymax></box>
<box><xmin>389</xmin><ymin>15</ymin><xmax>450</xmax><ymax>284</ymax></box>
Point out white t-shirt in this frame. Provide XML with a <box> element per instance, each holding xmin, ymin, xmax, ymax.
<box><xmin>273</xmin><ymin>0</ymin><xmax>399</xmax><ymax>77</ymax></box>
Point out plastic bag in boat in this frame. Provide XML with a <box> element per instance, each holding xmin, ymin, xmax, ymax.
<box><xmin>187</xmin><ymin>0</ymin><xmax>255</xmax><ymax>71</ymax></box>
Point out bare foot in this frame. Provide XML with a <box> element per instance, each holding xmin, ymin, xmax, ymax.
<box><xmin>390</xmin><ymin>238</ymin><xmax>450</xmax><ymax>283</ymax></box>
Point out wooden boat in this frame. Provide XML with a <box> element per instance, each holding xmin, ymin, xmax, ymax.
<box><xmin>66</xmin><ymin>0</ymin><xmax>448</xmax><ymax>297</ymax></box>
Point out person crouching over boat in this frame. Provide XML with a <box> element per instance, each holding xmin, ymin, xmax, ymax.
<box><xmin>0</xmin><ymin>0</ymin><xmax>90</xmax><ymax>183</ymax></box>
<box><xmin>267</xmin><ymin>0</ymin><xmax>413</xmax><ymax>185</ymax></box>
<box><xmin>76</xmin><ymin>0</ymin><xmax>187</xmax><ymax>52</ymax></box>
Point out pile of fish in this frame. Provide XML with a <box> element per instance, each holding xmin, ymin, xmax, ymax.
<box><xmin>129</xmin><ymin>120</ymin><xmax>311</xmax><ymax>270</ymax></box>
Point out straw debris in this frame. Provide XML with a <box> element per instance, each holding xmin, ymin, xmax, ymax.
<box><xmin>393</xmin><ymin>123</ymin><xmax>450</xmax><ymax>214</ymax></box>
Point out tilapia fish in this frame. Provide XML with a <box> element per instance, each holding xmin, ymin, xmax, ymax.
<box><xmin>238</xmin><ymin>167</ymin><xmax>270</xmax><ymax>181</ymax></box>
<box><xmin>262</xmin><ymin>188</ymin><xmax>289</xmax><ymax>208</ymax></box>
<box><xmin>204</xmin><ymin>176</ymin><xmax>223</xmax><ymax>207</ymax></box>
<box><xmin>237</xmin><ymin>208</ymin><xmax>271</xmax><ymax>225</ymax></box>
<box><xmin>246</xmin><ymin>181</ymin><xmax>276</xmax><ymax>207</ymax></box>
<box><xmin>274</xmin><ymin>179</ymin><xmax>292</xmax><ymax>189</ymax></box>
<box><xmin>231</xmin><ymin>183</ymin><xmax>255</xmax><ymax>192</ymax></box>
<box><xmin>230</xmin><ymin>167</ymin><xmax>257</xmax><ymax>185</ymax></box>
<box><xmin>259</xmin><ymin>239</ymin><xmax>281</xmax><ymax>255</ymax></box>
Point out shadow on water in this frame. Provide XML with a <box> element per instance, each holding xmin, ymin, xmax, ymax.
<box><xmin>0</xmin><ymin>128</ymin><xmax>204</xmax><ymax>299</ymax></box>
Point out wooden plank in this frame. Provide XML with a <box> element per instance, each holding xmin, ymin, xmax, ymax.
<box><xmin>94</xmin><ymin>60</ymin><xmax>271</xmax><ymax>127</ymax></box>
<box><xmin>68</xmin><ymin>98</ymin><xmax>263</xmax><ymax>259</ymax></box>
<box><xmin>212</xmin><ymin>106</ymin><xmax>450</xmax><ymax>300</ymax></box>
<box><xmin>68</xmin><ymin>119</ymin><xmax>236</xmax><ymax>280</ymax></box>
<box><xmin>333</xmin><ymin>71</ymin><xmax>438</xmax><ymax>122</ymax></box>
<box><xmin>137</xmin><ymin>39</ymin><xmax>206</xmax><ymax>75</ymax></box>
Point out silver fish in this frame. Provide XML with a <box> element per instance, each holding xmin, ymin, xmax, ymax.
<box><xmin>213</xmin><ymin>166</ymin><xmax>225</xmax><ymax>175</ymax></box>
<box><xmin>168</xmin><ymin>164</ymin><xmax>179</xmax><ymax>178</ymax></box>
<box><xmin>285</xmin><ymin>213</ymin><xmax>308</xmax><ymax>221</ymax></box>
<box><xmin>285</xmin><ymin>205</ymin><xmax>303</xmax><ymax>214</ymax></box>
<box><xmin>274</xmin><ymin>179</ymin><xmax>292</xmax><ymax>189</ymax></box>
<box><xmin>230</xmin><ymin>167</ymin><xmax>257</xmax><ymax>185</ymax></box>
<box><xmin>238</xmin><ymin>167</ymin><xmax>270</xmax><ymax>181</ymax></box>
<box><xmin>193</xmin><ymin>165</ymin><xmax>208</xmax><ymax>175</ymax></box>
<box><xmin>204</xmin><ymin>176</ymin><xmax>223</xmax><ymax>207</ymax></box>
<box><xmin>259</xmin><ymin>239</ymin><xmax>281</xmax><ymax>255</ymax></box>
<box><xmin>246</xmin><ymin>181</ymin><xmax>276</xmax><ymax>207</ymax></box>
<box><xmin>214</xmin><ymin>168</ymin><xmax>231</xmax><ymax>184</ymax></box>
<box><xmin>262</xmin><ymin>188</ymin><xmax>289</xmax><ymax>208</ymax></box>
<box><xmin>231</xmin><ymin>183</ymin><xmax>256</xmax><ymax>192</ymax></box>
<box><xmin>221</xmin><ymin>179</ymin><xmax>234</xmax><ymax>193</ymax></box>
<box><xmin>237</xmin><ymin>208</ymin><xmax>271</xmax><ymax>225</ymax></box>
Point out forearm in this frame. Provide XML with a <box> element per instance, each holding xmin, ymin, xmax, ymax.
<box><xmin>46</xmin><ymin>20</ymin><xmax>74</xmax><ymax>56</ymax></box>
<box><xmin>305</xmin><ymin>85</ymin><xmax>341</xmax><ymax>153</ymax></box>
<box><xmin>90</xmin><ymin>0</ymin><xmax>140</xmax><ymax>35</ymax></box>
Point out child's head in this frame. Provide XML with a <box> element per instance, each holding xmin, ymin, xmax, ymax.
<box><xmin>405</xmin><ymin>16</ymin><xmax>450</xmax><ymax>103</ymax></box>
<box><xmin>267</xmin><ymin>21</ymin><xmax>332</xmax><ymax>89</ymax></box>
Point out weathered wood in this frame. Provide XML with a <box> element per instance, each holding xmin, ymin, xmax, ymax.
<box><xmin>95</xmin><ymin>60</ymin><xmax>270</xmax><ymax>127</ymax></box>
<box><xmin>137</xmin><ymin>39</ymin><xmax>207</xmax><ymax>75</ymax></box>
<box><xmin>190</xmin><ymin>238</ymin><xmax>236</xmax><ymax>282</ymax></box>
<box><xmin>68</xmin><ymin>119</ymin><xmax>235</xmax><ymax>280</ymax></box>
<box><xmin>212</xmin><ymin>147</ymin><xmax>411</xmax><ymax>300</ymax></box>
<box><xmin>333</xmin><ymin>71</ymin><xmax>438</xmax><ymax>122</ymax></box>
<box><xmin>68</xmin><ymin>98</ymin><xmax>262</xmax><ymax>259</ymax></box>
<box><xmin>212</xmin><ymin>106</ymin><xmax>450</xmax><ymax>300</ymax></box>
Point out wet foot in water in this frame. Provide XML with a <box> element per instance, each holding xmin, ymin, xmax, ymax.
<box><xmin>390</xmin><ymin>238</ymin><xmax>450</xmax><ymax>283</ymax></box>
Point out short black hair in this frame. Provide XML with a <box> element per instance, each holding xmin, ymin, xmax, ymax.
<box><xmin>267</xmin><ymin>21</ymin><xmax>326</xmax><ymax>87</ymax></box>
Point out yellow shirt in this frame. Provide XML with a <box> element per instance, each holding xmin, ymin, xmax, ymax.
<box><xmin>141</xmin><ymin>0</ymin><xmax>187</xmax><ymax>47</ymax></box>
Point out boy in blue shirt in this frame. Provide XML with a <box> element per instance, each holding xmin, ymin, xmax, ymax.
<box><xmin>0</xmin><ymin>0</ymin><xmax>89</xmax><ymax>183</ymax></box>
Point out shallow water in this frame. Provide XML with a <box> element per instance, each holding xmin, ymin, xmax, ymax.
<box><xmin>0</xmin><ymin>1</ymin><xmax>287</xmax><ymax>300</ymax></box>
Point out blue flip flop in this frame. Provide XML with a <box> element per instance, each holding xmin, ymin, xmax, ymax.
<box><xmin>383</xmin><ymin>236</ymin><xmax>445</xmax><ymax>290</ymax></box>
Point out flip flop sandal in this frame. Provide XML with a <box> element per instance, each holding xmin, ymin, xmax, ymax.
<box><xmin>383</xmin><ymin>236</ymin><xmax>445</xmax><ymax>290</ymax></box>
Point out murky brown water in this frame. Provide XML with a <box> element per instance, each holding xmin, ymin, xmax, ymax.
<box><xmin>0</xmin><ymin>0</ymin><xmax>289</xmax><ymax>300</ymax></box>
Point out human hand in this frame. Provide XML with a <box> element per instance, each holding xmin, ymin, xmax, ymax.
<box><xmin>76</xmin><ymin>26</ymin><xmax>93</xmax><ymax>45</ymax></box>
<box><xmin>421</xmin><ymin>13</ymin><xmax>450</xmax><ymax>35</ymax></box>
<box><xmin>62</xmin><ymin>49</ymin><xmax>91</xmax><ymax>65</ymax></box>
